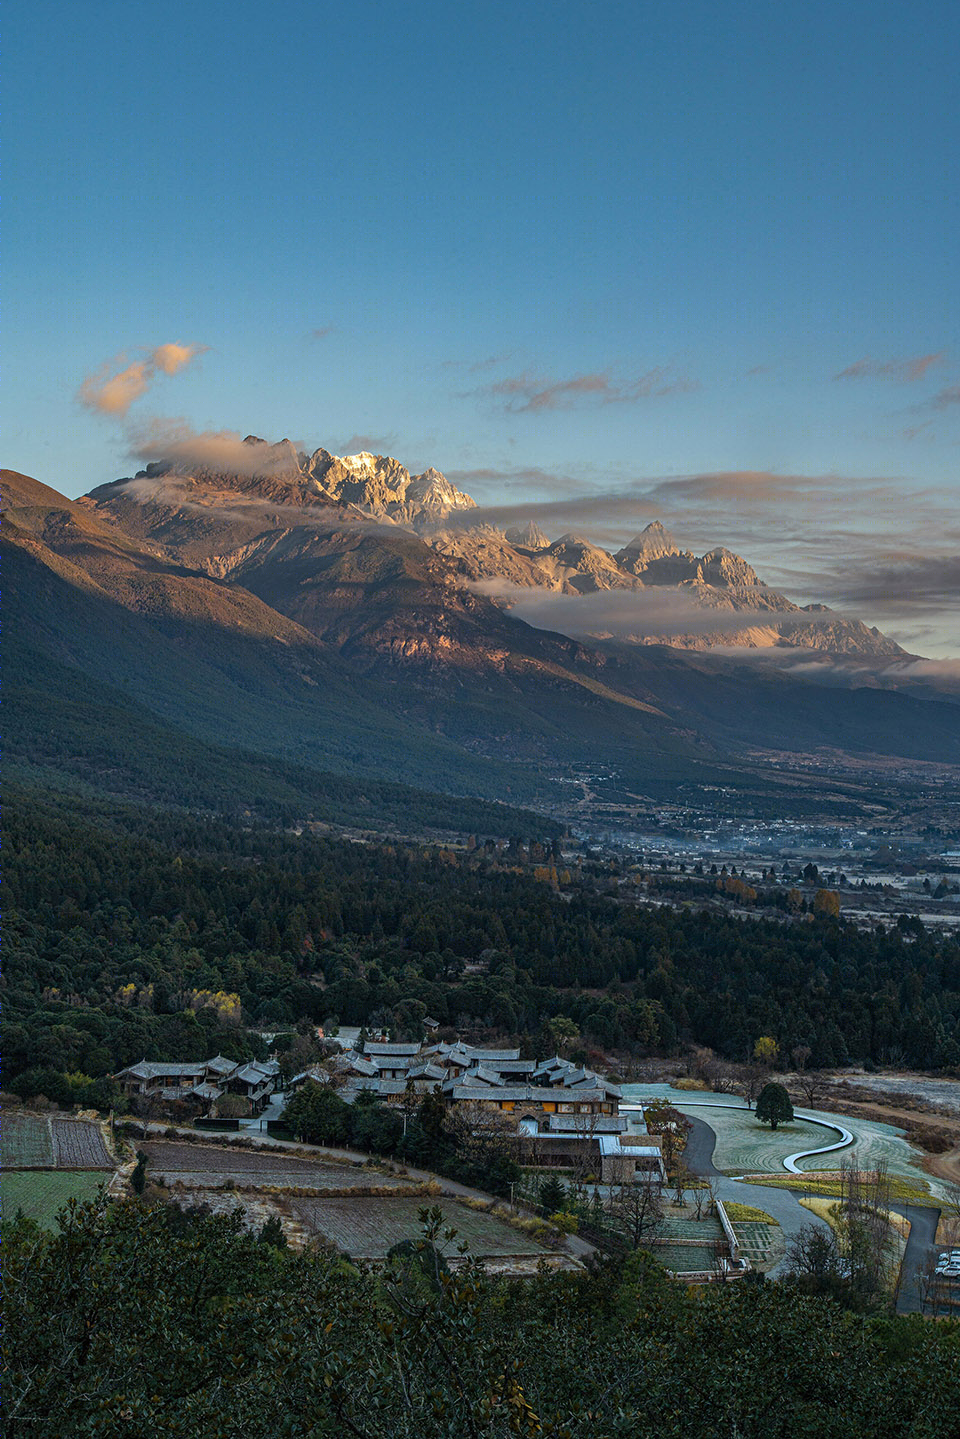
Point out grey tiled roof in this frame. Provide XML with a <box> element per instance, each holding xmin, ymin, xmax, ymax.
<box><xmin>363</xmin><ymin>1042</ymin><xmax>422</xmax><ymax>1056</ymax></box>
<box><xmin>467</xmin><ymin>1065</ymin><xmax>507</xmax><ymax>1086</ymax></box>
<box><xmin>339</xmin><ymin>1056</ymin><xmax>378</xmax><ymax>1077</ymax></box>
<box><xmin>478</xmin><ymin>1059</ymin><xmax>536</xmax><ymax>1074</ymax></box>
<box><xmin>449</xmin><ymin>1084</ymin><xmax>610</xmax><ymax>1104</ymax></box>
<box><xmin>544</xmin><ymin>1114</ymin><xmax>627</xmax><ymax>1133</ymax></box>
<box><xmin>120</xmin><ymin>1061</ymin><xmax>207</xmax><ymax>1080</ymax></box>
<box><xmin>462</xmin><ymin>1047</ymin><xmax>521</xmax><ymax>1061</ymax></box>
<box><xmin>570</xmin><ymin>1076</ymin><xmax>622</xmax><ymax>1098</ymax></box>
<box><xmin>408</xmin><ymin>1063</ymin><xmax>445</xmax><ymax>1081</ymax></box>
<box><xmin>205</xmin><ymin>1055</ymin><xmax>237</xmax><ymax>1075</ymax></box>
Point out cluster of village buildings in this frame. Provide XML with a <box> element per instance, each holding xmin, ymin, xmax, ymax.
<box><xmin>116</xmin><ymin>1055</ymin><xmax>279</xmax><ymax>1110</ymax></box>
<box><xmin>303</xmin><ymin>1036</ymin><xmax>663</xmax><ymax>1183</ymax></box>
<box><xmin>118</xmin><ymin>1033</ymin><xmax>665</xmax><ymax>1184</ymax></box>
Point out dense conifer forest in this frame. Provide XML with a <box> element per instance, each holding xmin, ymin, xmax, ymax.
<box><xmin>4</xmin><ymin>784</ymin><xmax>959</xmax><ymax>1111</ymax></box>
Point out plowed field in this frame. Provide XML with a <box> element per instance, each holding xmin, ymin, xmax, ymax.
<box><xmin>141</xmin><ymin>1141</ymin><xmax>409</xmax><ymax>1191</ymax></box>
<box><xmin>51</xmin><ymin>1120</ymin><xmax>113</xmax><ymax>1170</ymax></box>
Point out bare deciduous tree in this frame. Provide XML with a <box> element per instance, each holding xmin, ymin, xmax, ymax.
<box><xmin>797</xmin><ymin>1070</ymin><xmax>826</xmax><ymax>1107</ymax></box>
<box><xmin>608</xmin><ymin>1179</ymin><xmax>664</xmax><ymax>1249</ymax></box>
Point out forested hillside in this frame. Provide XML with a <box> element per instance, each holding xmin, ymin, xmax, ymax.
<box><xmin>5</xmin><ymin>785</ymin><xmax>958</xmax><ymax>1109</ymax></box>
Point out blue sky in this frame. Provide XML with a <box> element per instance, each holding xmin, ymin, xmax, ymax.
<box><xmin>6</xmin><ymin>1</ymin><xmax>959</xmax><ymax>652</ymax></box>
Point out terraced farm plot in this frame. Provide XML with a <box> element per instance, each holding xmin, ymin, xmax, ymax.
<box><xmin>659</xmin><ymin>1208</ymin><xmax>724</xmax><ymax>1243</ymax></box>
<box><xmin>2</xmin><ymin>1114</ymin><xmax>54</xmax><ymax>1168</ymax></box>
<box><xmin>51</xmin><ymin>1120</ymin><xmax>113</xmax><ymax>1170</ymax></box>
<box><xmin>730</xmin><ymin>1221</ymin><xmax>784</xmax><ymax>1271</ymax></box>
<box><xmin>142</xmin><ymin>1141</ymin><xmax>411</xmax><ymax>1191</ymax></box>
<box><xmin>287</xmin><ymin>1196</ymin><xmax>548</xmax><ymax>1260</ymax></box>
<box><xmin>651</xmin><ymin>1243</ymin><xmax>718</xmax><ymax>1274</ymax></box>
<box><xmin>1</xmin><ymin>1171</ymin><xmax>106</xmax><ymax>1229</ymax></box>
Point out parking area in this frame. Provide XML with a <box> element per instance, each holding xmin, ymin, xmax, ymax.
<box><xmin>923</xmin><ymin>1249</ymin><xmax>960</xmax><ymax>1316</ymax></box>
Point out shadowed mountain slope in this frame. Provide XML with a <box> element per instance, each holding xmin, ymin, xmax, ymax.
<box><xmin>6</xmin><ymin>463</ymin><xmax>960</xmax><ymax>828</ymax></box>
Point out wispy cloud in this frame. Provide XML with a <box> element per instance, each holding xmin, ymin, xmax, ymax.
<box><xmin>438</xmin><ymin>468</ymin><xmax>946</xmax><ymax>552</ymax></box>
<box><xmin>468</xmin><ymin>366</ymin><xmax>697</xmax><ymax>413</ymax></box>
<box><xmin>473</xmin><ymin>581</ymin><xmax>830</xmax><ymax>645</ymax></box>
<box><xmin>441</xmin><ymin>352</ymin><xmax>518</xmax><ymax>373</ymax></box>
<box><xmin>930</xmin><ymin>383</ymin><xmax>960</xmax><ymax>409</ymax></box>
<box><xmin>833</xmin><ymin>352</ymin><xmax>945</xmax><ymax>383</ymax></box>
<box><xmin>810</xmin><ymin>553</ymin><xmax>960</xmax><ymax>618</ymax></box>
<box><xmin>78</xmin><ymin>343</ymin><xmax>206</xmax><ymax>416</ymax></box>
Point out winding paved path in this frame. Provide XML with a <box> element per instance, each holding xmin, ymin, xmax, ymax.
<box><xmin>642</xmin><ymin>1096</ymin><xmax>855</xmax><ymax>1173</ymax></box>
<box><xmin>681</xmin><ymin>1114</ymin><xmax>831</xmax><ymax>1278</ymax></box>
<box><xmin>680</xmin><ymin>1111</ymin><xmax>941</xmax><ymax>1306</ymax></box>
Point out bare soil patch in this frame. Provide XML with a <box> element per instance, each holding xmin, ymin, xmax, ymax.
<box><xmin>813</xmin><ymin>1087</ymin><xmax>960</xmax><ymax>1189</ymax></box>
<box><xmin>141</xmin><ymin>1141</ymin><xmax>412</xmax><ymax>1191</ymax></box>
<box><xmin>51</xmin><ymin>1119</ymin><xmax>114</xmax><ymax>1170</ymax></box>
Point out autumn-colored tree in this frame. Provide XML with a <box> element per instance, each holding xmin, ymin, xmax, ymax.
<box><xmin>813</xmin><ymin>888</ymin><xmax>841</xmax><ymax>919</ymax></box>
<box><xmin>753</xmin><ymin>1035</ymin><xmax>779</xmax><ymax>1067</ymax></box>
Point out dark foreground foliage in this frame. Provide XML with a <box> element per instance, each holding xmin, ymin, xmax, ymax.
<box><xmin>4</xmin><ymin>1197</ymin><xmax>959</xmax><ymax>1439</ymax></box>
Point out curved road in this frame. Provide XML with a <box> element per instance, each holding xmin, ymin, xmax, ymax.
<box><xmin>894</xmin><ymin>1204</ymin><xmax>941</xmax><ymax>1314</ymax></box>
<box><xmin>643</xmin><ymin>1096</ymin><xmax>854</xmax><ymax>1172</ymax></box>
<box><xmin>682</xmin><ymin>1115</ymin><xmax>831</xmax><ymax>1278</ymax></box>
<box><xmin>682</xmin><ymin>1112</ymin><xmax>941</xmax><ymax>1308</ymax></box>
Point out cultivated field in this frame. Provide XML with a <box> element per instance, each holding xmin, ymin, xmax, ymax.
<box><xmin>2</xmin><ymin>1114</ymin><xmax>55</xmax><ymax>1169</ymax></box>
<box><xmin>834</xmin><ymin>1073</ymin><xmax>960</xmax><ymax>1116</ymax></box>
<box><xmin>2</xmin><ymin>1114</ymin><xmax>113</xmax><ymax>1171</ymax></box>
<box><xmin>51</xmin><ymin>1119</ymin><xmax>114</xmax><ymax>1170</ymax></box>
<box><xmin>1</xmin><ymin>1171</ymin><xmax>107</xmax><ymax>1229</ymax></box>
<box><xmin>286</xmin><ymin>1195</ymin><xmax>548</xmax><ymax>1260</ymax></box>
<box><xmin>652</xmin><ymin>1243</ymin><xmax>718</xmax><ymax>1274</ymax></box>
<box><xmin>141</xmin><ymin>1141</ymin><xmax>412</xmax><ymax>1191</ymax></box>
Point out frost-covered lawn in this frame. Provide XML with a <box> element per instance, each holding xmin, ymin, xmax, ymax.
<box><xmin>622</xmin><ymin>1084</ymin><xmax>946</xmax><ymax>1198</ymax></box>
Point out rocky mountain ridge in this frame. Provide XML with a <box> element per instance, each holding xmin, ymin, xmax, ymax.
<box><xmin>6</xmin><ymin>463</ymin><xmax>960</xmax><ymax>826</ymax></box>
<box><xmin>93</xmin><ymin>438</ymin><xmax>904</xmax><ymax>659</ymax></box>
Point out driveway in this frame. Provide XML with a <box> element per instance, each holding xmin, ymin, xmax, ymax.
<box><xmin>683</xmin><ymin>1113</ymin><xmax>833</xmax><ymax>1279</ymax></box>
<box><xmin>683</xmin><ymin>1112</ymin><xmax>943</xmax><ymax>1302</ymax></box>
<box><xmin>893</xmin><ymin>1203</ymin><xmax>942</xmax><ymax>1314</ymax></box>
